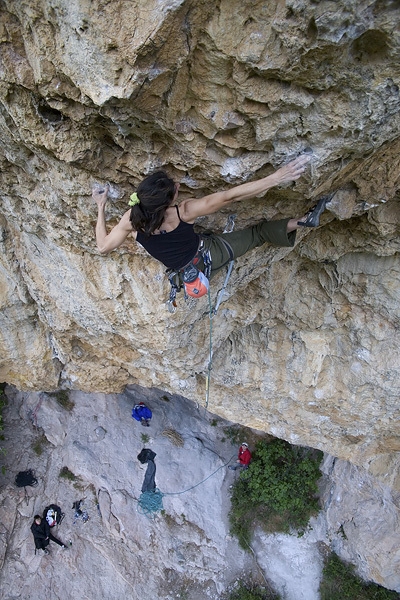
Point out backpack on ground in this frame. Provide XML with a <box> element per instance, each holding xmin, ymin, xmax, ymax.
<box><xmin>15</xmin><ymin>469</ymin><xmax>38</xmax><ymax>505</ymax></box>
<box><xmin>43</xmin><ymin>504</ymin><xmax>64</xmax><ymax>527</ymax></box>
<box><xmin>14</xmin><ymin>469</ymin><xmax>38</xmax><ymax>488</ymax></box>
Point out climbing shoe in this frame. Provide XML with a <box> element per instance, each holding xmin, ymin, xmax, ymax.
<box><xmin>43</xmin><ymin>548</ymin><xmax>50</xmax><ymax>555</ymax></box>
<box><xmin>297</xmin><ymin>194</ymin><xmax>331</xmax><ymax>227</ymax></box>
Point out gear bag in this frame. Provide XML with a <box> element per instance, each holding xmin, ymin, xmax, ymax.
<box><xmin>15</xmin><ymin>469</ymin><xmax>38</xmax><ymax>488</ymax></box>
<box><xmin>137</xmin><ymin>448</ymin><xmax>157</xmax><ymax>464</ymax></box>
<box><xmin>182</xmin><ymin>263</ymin><xmax>209</xmax><ymax>298</ymax></box>
<box><xmin>72</xmin><ymin>499</ymin><xmax>89</xmax><ymax>523</ymax></box>
<box><xmin>43</xmin><ymin>504</ymin><xmax>64</xmax><ymax>527</ymax></box>
<box><xmin>166</xmin><ymin>240</ymin><xmax>212</xmax><ymax>310</ymax></box>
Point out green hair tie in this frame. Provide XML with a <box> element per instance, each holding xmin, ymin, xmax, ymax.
<box><xmin>129</xmin><ymin>192</ymin><xmax>140</xmax><ymax>206</ymax></box>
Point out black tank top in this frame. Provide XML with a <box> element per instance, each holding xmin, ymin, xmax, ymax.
<box><xmin>136</xmin><ymin>206</ymin><xmax>200</xmax><ymax>269</ymax></box>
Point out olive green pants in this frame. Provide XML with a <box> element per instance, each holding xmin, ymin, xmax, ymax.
<box><xmin>202</xmin><ymin>218</ymin><xmax>296</xmax><ymax>278</ymax></box>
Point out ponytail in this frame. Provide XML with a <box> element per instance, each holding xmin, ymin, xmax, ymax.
<box><xmin>129</xmin><ymin>171</ymin><xmax>175</xmax><ymax>235</ymax></box>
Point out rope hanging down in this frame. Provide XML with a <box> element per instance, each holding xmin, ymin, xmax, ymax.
<box><xmin>205</xmin><ymin>214</ymin><xmax>236</xmax><ymax>409</ymax></box>
<box><xmin>137</xmin><ymin>455</ymin><xmax>236</xmax><ymax>518</ymax></box>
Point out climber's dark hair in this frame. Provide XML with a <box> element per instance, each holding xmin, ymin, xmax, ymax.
<box><xmin>129</xmin><ymin>171</ymin><xmax>176</xmax><ymax>235</ymax></box>
<box><xmin>33</xmin><ymin>515</ymin><xmax>41</xmax><ymax>521</ymax></box>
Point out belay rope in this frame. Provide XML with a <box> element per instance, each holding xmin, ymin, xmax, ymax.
<box><xmin>137</xmin><ymin>490</ymin><xmax>164</xmax><ymax>517</ymax></box>
<box><xmin>164</xmin><ymin>214</ymin><xmax>237</xmax><ymax>407</ymax></box>
<box><xmin>137</xmin><ymin>217</ymin><xmax>238</xmax><ymax>518</ymax></box>
<box><xmin>137</xmin><ymin>455</ymin><xmax>236</xmax><ymax>518</ymax></box>
<box><xmin>205</xmin><ymin>214</ymin><xmax>236</xmax><ymax>409</ymax></box>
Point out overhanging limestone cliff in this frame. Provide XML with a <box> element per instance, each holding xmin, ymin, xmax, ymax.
<box><xmin>0</xmin><ymin>0</ymin><xmax>399</xmax><ymax>486</ymax></box>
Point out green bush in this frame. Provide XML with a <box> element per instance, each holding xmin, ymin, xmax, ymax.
<box><xmin>141</xmin><ymin>433</ymin><xmax>150</xmax><ymax>444</ymax></box>
<box><xmin>59</xmin><ymin>466</ymin><xmax>77</xmax><ymax>481</ymax></box>
<box><xmin>320</xmin><ymin>553</ymin><xmax>400</xmax><ymax>600</ymax></box>
<box><xmin>32</xmin><ymin>433</ymin><xmax>49</xmax><ymax>455</ymax></box>
<box><xmin>229</xmin><ymin>476</ymin><xmax>256</xmax><ymax>548</ymax></box>
<box><xmin>247</xmin><ymin>439</ymin><xmax>323</xmax><ymax>528</ymax></box>
<box><xmin>229</xmin><ymin>439</ymin><xmax>323</xmax><ymax>547</ymax></box>
<box><xmin>228</xmin><ymin>580</ymin><xmax>281</xmax><ymax>600</ymax></box>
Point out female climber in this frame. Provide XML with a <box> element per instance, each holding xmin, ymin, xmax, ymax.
<box><xmin>93</xmin><ymin>155</ymin><xmax>328</xmax><ymax>298</ymax></box>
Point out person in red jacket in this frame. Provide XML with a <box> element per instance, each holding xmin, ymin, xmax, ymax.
<box><xmin>229</xmin><ymin>442</ymin><xmax>252</xmax><ymax>470</ymax></box>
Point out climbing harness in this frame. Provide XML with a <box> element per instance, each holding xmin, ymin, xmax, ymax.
<box><xmin>165</xmin><ymin>213</ymin><xmax>237</xmax><ymax>312</ymax></box>
<box><xmin>165</xmin><ymin>239</ymin><xmax>212</xmax><ymax>312</ymax></box>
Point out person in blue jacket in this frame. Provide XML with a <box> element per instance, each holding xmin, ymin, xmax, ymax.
<box><xmin>132</xmin><ymin>402</ymin><xmax>152</xmax><ymax>427</ymax></box>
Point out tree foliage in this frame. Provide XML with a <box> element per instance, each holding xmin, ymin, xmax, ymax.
<box><xmin>229</xmin><ymin>438</ymin><xmax>323</xmax><ymax>547</ymax></box>
<box><xmin>246</xmin><ymin>439</ymin><xmax>322</xmax><ymax>527</ymax></box>
<box><xmin>320</xmin><ymin>553</ymin><xmax>399</xmax><ymax>600</ymax></box>
<box><xmin>228</xmin><ymin>580</ymin><xmax>281</xmax><ymax>600</ymax></box>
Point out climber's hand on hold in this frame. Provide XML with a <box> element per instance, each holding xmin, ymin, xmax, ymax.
<box><xmin>179</xmin><ymin>154</ymin><xmax>311</xmax><ymax>220</ymax></box>
<box><xmin>273</xmin><ymin>155</ymin><xmax>311</xmax><ymax>185</ymax></box>
<box><xmin>92</xmin><ymin>184</ymin><xmax>109</xmax><ymax>208</ymax></box>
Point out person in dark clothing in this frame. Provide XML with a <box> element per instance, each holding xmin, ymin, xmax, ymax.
<box><xmin>30</xmin><ymin>515</ymin><xmax>66</xmax><ymax>554</ymax></box>
<box><xmin>137</xmin><ymin>448</ymin><xmax>157</xmax><ymax>493</ymax></box>
<box><xmin>93</xmin><ymin>156</ymin><xmax>328</xmax><ymax>284</ymax></box>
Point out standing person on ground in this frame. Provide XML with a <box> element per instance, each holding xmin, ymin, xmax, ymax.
<box><xmin>229</xmin><ymin>442</ymin><xmax>252</xmax><ymax>470</ymax></box>
<box><xmin>30</xmin><ymin>515</ymin><xmax>66</xmax><ymax>554</ymax></box>
<box><xmin>93</xmin><ymin>155</ymin><xmax>328</xmax><ymax>296</ymax></box>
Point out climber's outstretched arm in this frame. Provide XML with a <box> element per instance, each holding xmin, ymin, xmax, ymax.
<box><xmin>178</xmin><ymin>155</ymin><xmax>310</xmax><ymax>222</ymax></box>
<box><xmin>93</xmin><ymin>188</ymin><xmax>136</xmax><ymax>254</ymax></box>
